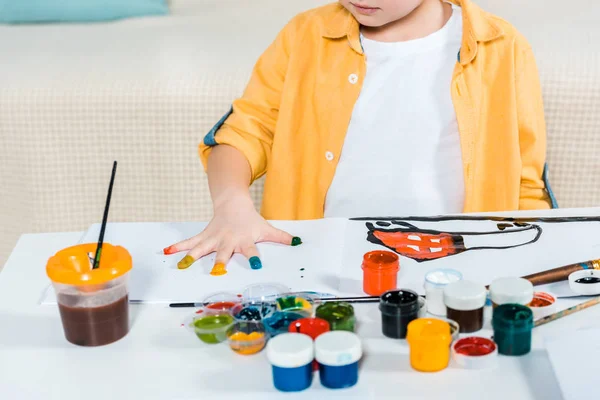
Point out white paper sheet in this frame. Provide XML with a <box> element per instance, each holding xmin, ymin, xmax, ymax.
<box><xmin>546</xmin><ymin>328</ymin><xmax>600</xmax><ymax>400</ymax></box>
<box><xmin>339</xmin><ymin>216</ymin><xmax>600</xmax><ymax>301</ymax></box>
<box><xmin>41</xmin><ymin>219</ymin><xmax>349</xmax><ymax>305</ymax></box>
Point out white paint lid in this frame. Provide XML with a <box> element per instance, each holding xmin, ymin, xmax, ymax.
<box><xmin>424</xmin><ymin>269</ymin><xmax>463</xmax><ymax>288</ymax></box>
<box><xmin>489</xmin><ymin>277</ymin><xmax>534</xmax><ymax>305</ymax></box>
<box><xmin>569</xmin><ymin>270</ymin><xmax>600</xmax><ymax>295</ymax></box>
<box><xmin>266</xmin><ymin>333</ymin><xmax>314</xmax><ymax>368</ymax></box>
<box><xmin>315</xmin><ymin>331</ymin><xmax>362</xmax><ymax>366</ymax></box>
<box><xmin>444</xmin><ymin>280</ymin><xmax>487</xmax><ymax>311</ymax></box>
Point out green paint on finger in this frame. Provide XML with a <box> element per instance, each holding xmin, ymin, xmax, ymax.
<box><xmin>291</xmin><ymin>237</ymin><xmax>302</xmax><ymax>247</ymax></box>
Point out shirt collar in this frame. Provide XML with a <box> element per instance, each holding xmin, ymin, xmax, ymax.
<box><xmin>322</xmin><ymin>0</ymin><xmax>504</xmax><ymax>63</ymax></box>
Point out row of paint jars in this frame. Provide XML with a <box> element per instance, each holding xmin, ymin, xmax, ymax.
<box><xmin>377</xmin><ymin>287</ymin><xmax>534</xmax><ymax>372</ymax></box>
<box><xmin>267</xmin><ymin>331</ymin><xmax>362</xmax><ymax>392</ymax></box>
<box><xmin>362</xmin><ymin>249</ymin><xmax>556</xmax><ymax>321</ymax></box>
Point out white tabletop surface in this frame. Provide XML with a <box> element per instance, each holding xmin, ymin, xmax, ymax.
<box><xmin>2</xmin><ymin>214</ymin><xmax>600</xmax><ymax>399</ymax></box>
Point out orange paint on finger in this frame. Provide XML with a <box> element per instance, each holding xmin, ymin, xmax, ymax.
<box><xmin>210</xmin><ymin>263</ymin><xmax>227</xmax><ymax>276</ymax></box>
<box><xmin>163</xmin><ymin>245</ymin><xmax>178</xmax><ymax>255</ymax></box>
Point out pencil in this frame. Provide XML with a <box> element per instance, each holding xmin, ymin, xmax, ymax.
<box><xmin>534</xmin><ymin>296</ymin><xmax>600</xmax><ymax>328</ymax></box>
<box><xmin>92</xmin><ymin>161</ymin><xmax>118</xmax><ymax>269</ymax></box>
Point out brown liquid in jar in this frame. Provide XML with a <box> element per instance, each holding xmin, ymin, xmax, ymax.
<box><xmin>446</xmin><ymin>306</ymin><xmax>483</xmax><ymax>333</ymax></box>
<box><xmin>58</xmin><ymin>295</ymin><xmax>129</xmax><ymax>346</ymax></box>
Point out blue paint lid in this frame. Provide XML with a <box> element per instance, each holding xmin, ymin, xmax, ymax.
<box><xmin>315</xmin><ymin>331</ymin><xmax>362</xmax><ymax>366</ymax></box>
<box><xmin>267</xmin><ymin>333</ymin><xmax>314</xmax><ymax>368</ymax></box>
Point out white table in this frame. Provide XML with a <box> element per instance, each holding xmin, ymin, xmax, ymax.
<box><xmin>0</xmin><ymin>224</ymin><xmax>598</xmax><ymax>399</ymax></box>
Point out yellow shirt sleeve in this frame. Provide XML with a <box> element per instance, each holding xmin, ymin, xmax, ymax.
<box><xmin>198</xmin><ymin>20</ymin><xmax>293</xmax><ymax>182</ymax></box>
<box><xmin>515</xmin><ymin>42</ymin><xmax>553</xmax><ymax>210</ymax></box>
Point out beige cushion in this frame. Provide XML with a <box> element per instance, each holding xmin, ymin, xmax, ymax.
<box><xmin>1</xmin><ymin>0</ymin><xmax>598</xmax><ymax>267</ymax></box>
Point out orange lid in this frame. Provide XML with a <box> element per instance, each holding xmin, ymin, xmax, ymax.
<box><xmin>46</xmin><ymin>243</ymin><xmax>132</xmax><ymax>285</ymax></box>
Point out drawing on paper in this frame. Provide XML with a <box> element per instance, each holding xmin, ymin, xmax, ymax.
<box><xmin>351</xmin><ymin>215</ymin><xmax>600</xmax><ymax>263</ymax></box>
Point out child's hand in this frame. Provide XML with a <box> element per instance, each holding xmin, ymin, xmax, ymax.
<box><xmin>163</xmin><ymin>196</ymin><xmax>300</xmax><ymax>272</ymax></box>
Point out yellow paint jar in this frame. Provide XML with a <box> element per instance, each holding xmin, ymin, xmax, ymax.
<box><xmin>406</xmin><ymin>318</ymin><xmax>452</xmax><ymax>372</ymax></box>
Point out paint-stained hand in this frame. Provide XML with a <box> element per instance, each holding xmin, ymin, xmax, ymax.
<box><xmin>163</xmin><ymin>196</ymin><xmax>301</xmax><ymax>273</ymax></box>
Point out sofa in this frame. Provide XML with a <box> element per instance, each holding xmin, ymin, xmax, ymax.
<box><xmin>1</xmin><ymin>0</ymin><xmax>599</xmax><ymax>267</ymax></box>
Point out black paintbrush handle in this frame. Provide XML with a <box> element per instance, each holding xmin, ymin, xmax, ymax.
<box><xmin>93</xmin><ymin>161</ymin><xmax>118</xmax><ymax>269</ymax></box>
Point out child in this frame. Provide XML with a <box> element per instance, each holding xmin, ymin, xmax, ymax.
<box><xmin>166</xmin><ymin>0</ymin><xmax>554</xmax><ymax>271</ymax></box>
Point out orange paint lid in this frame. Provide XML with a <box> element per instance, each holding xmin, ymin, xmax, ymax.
<box><xmin>46</xmin><ymin>243</ymin><xmax>132</xmax><ymax>285</ymax></box>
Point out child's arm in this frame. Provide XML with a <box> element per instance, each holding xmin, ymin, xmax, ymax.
<box><xmin>515</xmin><ymin>42</ymin><xmax>552</xmax><ymax>210</ymax></box>
<box><xmin>165</xmin><ymin>20</ymin><xmax>299</xmax><ymax>270</ymax></box>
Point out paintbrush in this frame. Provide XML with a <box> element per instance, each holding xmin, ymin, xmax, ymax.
<box><xmin>483</xmin><ymin>258</ymin><xmax>600</xmax><ymax>289</ymax></box>
<box><xmin>534</xmin><ymin>296</ymin><xmax>600</xmax><ymax>328</ymax></box>
<box><xmin>168</xmin><ymin>296</ymin><xmax>380</xmax><ymax>308</ymax></box>
<box><xmin>92</xmin><ymin>161</ymin><xmax>118</xmax><ymax>269</ymax></box>
<box><xmin>521</xmin><ymin>259</ymin><xmax>600</xmax><ymax>287</ymax></box>
<box><xmin>167</xmin><ymin>294</ymin><xmax>428</xmax><ymax>308</ymax></box>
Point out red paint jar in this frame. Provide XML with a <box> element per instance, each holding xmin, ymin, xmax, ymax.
<box><xmin>362</xmin><ymin>251</ymin><xmax>400</xmax><ymax>296</ymax></box>
<box><xmin>289</xmin><ymin>318</ymin><xmax>330</xmax><ymax>370</ymax></box>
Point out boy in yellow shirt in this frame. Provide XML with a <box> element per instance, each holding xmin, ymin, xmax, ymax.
<box><xmin>165</xmin><ymin>0</ymin><xmax>555</xmax><ymax>271</ymax></box>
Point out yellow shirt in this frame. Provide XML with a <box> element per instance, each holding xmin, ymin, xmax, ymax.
<box><xmin>199</xmin><ymin>0</ymin><xmax>554</xmax><ymax>220</ymax></box>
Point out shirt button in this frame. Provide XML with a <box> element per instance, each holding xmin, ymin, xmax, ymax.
<box><xmin>325</xmin><ymin>151</ymin><xmax>334</xmax><ymax>161</ymax></box>
<box><xmin>348</xmin><ymin>73</ymin><xmax>358</xmax><ymax>84</ymax></box>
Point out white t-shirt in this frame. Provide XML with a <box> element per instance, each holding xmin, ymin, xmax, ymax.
<box><xmin>324</xmin><ymin>5</ymin><xmax>465</xmax><ymax>218</ymax></box>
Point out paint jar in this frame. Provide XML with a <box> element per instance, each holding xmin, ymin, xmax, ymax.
<box><xmin>444</xmin><ymin>280</ymin><xmax>487</xmax><ymax>333</ymax></box>
<box><xmin>361</xmin><ymin>250</ymin><xmax>400</xmax><ymax>296</ymax></box>
<box><xmin>264</xmin><ymin>311</ymin><xmax>305</xmax><ymax>337</ymax></box>
<box><xmin>423</xmin><ymin>269</ymin><xmax>463</xmax><ymax>316</ymax></box>
<box><xmin>226</xmin><ymin>321</ymin><xmax>268</xmax><ymax>355</ymax></box>
<box><xmin>315</xmin><ymin>302</ymin><xmax>356</xmax><ymax>332</ymax></box>
<box><xmin>569</xmin><ymin>270</ymin><xmax>600</xmax><ymax>295</ymax></box>
<box><xmin>46</xmin><ymin>243</ymin><xmax>132</xmax><ymax>347</ymax></box>
<box><xmin>528</xmin><ymin>291</ymin><xmax>557</xmax><ymax>320</ymax></box>
<box><xmin>289</xmin><ymin>318</ymin><xmax>330</xmax><ymax>371</ymax></box>
<box><xmin>266</xmin><ymin>333</ymin><xmax>314</xmax><ymax>392</ymax></box>
<box><xmin>242</xmin><ymin>283</ymin><xmax>289</xmax><ymax>302</ymax></box>
<box><xmin>492</xmin><ymin>304</ymin><xmax>533</xmax><ymax>356</ymax></box>
<box><xmin>315</xmin><ymin>331</ymin><xmax>362</xmax><ymax>389</ymax></box>
<box><xmin>192</xmin><ymin>313</ymin><xmax>235</xmax><ymax>344</ymax></box>
<box><xmin>202</xmin><ymin>291</ymin><xmax>241</xmax><ymax>315</ymax></box>
<box><xmin>406</xmin><ymin>318</ymin><xmax>452</xmax><ymax>372</ymax></box>
<box><xmin>232</xmin><ymin>301</ymin><xmax>276</xmax><ymax>322</ymax></box>
<box><xmin>451</xmin><ymin>337</ymin><xmax>498</xmax><ymax>369</ymax></box>
<box><xmin>379</xmin><ymin>289</ymin><xmax>420</xmax><ymax>339</ymax></box>
<box><xmin>489</xmin><ymin>277</ymin><xmax>534</xmax><ymax>308</ymax></box>
<box><xmin>275</xmin><ymin>295</ymin><xmax>313</xmax><ymax>317</ymax></box>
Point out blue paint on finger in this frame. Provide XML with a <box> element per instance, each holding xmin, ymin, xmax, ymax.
<box><xmin>249</xmin><ymin>256</ymin><xmax>263</xmax><ymax>270</ymax></box>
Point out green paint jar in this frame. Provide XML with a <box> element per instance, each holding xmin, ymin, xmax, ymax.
<box><xmin>492</xmin><ymin>304</ymin><xmax>533</xmax><ymax>356</ymax></box>
<box><xmin>193</xmin><ymin>314</ymin><xmax>235</xmax><ymax>344</ymax></box>
<box><xmin>315</xmin><ymin>302</ymin><xmax>355</xmax><ymax>332</ymax></box>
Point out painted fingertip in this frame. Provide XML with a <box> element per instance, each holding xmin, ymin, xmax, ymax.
<box><xmin>291</xmin><ymin>237</ymin><xmax>302</xmax><ymax>247</ymax></box>
<box><xmin>249</xmin><ymin>256</ymin><xmax>262</xmax><ymax>270</ymax></box>
<box><xmin>177</xmin><ymin>255</ymin><xmax>195</xmax><ymax>270</ymax></box>
<box><xmin>163</xmin><ymin>245</ymin><xmax>177</xmax><ymax>255</ymax></box>
<box><xmin>210</xmin><ymin>263</ymin><xmax>227</xmax><ymax>276</ymax></box>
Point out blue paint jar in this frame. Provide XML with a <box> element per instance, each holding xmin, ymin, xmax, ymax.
<box><xmin>315</xmin><ymin>331</ymin><xmax>362</xmax><ymax>389</ymax></box>
<box><xmin>266</xmin><ymin>333</ymin><xmax>314</xmax><ymax>392</ymax></box>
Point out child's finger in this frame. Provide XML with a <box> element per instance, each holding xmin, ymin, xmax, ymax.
<box><xmin>240</xmin><ymin>243</ymin><xmax>262</xmax><ymax>270</ymax></box>
<box><xmin>261</xmin><ymin>226</ymin><xmax>301</xmax><ymax>246</ymax></box>
<box><xmin>210</xmin><ymin>243</ymin><xmax>234</xmax><ymax>276</ymax></box>
<box><xmin>176</xmin><ymin>239</ymin><xmax>215</xmax><ymax>270</ymax></box>
<box><xmin>164</xmin><ymin>232</ymin><xmax>207</xmax><ymax>255</ymax></box>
